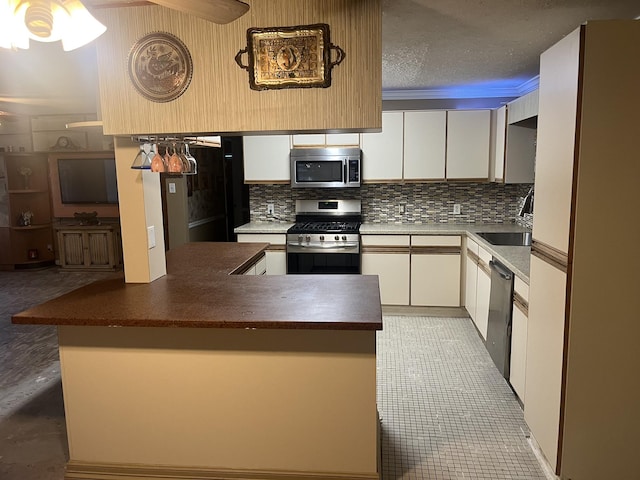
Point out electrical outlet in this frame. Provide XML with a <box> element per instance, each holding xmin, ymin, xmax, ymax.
<box><xmin>399</xmin><ymin>204</ymin><xmax>406</xmax><ymax>214</ymax></box>
<box><xmin>453</xmin><ymin>204</ymin><xmax>461</xmax><ymax>215</ymax></box>
<box><xmin>267</xmin><ymin>203</ymin><xmax>275</xmax><ymax>216</ymax></box>
<box><xmin>168</xmin><ymin>182</ymin><xmax>176</xmax><ymax>194</ymax></box>
<box><xmin>147</xmin><ymin>226</ymin><xmax>156</xmax><ymax>249</ymax></box>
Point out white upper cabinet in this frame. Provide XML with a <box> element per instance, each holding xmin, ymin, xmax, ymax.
<box><xmin>494</xmin><ymin>103</ymin><xmax>535</xmax><ymax>184</ymax></box>
<box><xmin>403</xmin><ymin>111</ymin><xmax>446</xmax><ymax>180</ymax></box>
<box><xmin>326</xmin><ymin>133</ymin><xmax>360</xmax><ymax>146</ymax></box>
<box><xmin>446</xmin><ymin>110</ymin><xmax>491</xmax><ymax>180</ymax></box>
<box><xmin>361</xmin><ymin>111</ymin><xmax>404</xmax><ymax>182</ymax></box>
<box><xmin>508</xmin><ymin>89</ymin><xmax>539</xmax><ymax>125</ymax></box>
<box><xmin>504</xmin><ymin>123</ymin><xmax>536</xmax><ymax>183</ymax></box>
<box><xmin>500</xmin><ymin>89</ymin><xmax>538</xmax><ymax>184</ymax></box>
<box><xmin>291</xmin><ymin>133</ymin><xmax>360</xmax><ymax>147</ymax></box>
<box><xmin>291</xmin><ymin>134</ymin><xmax>325</xmax><ymax>146</ymax></box>
<box><xmin>492</xmin><ymin>106</ymin><xmax>507</xmax><ymax>181</ymax></box>
<box><xmin>243</xmin><ymin>135</ymin><xmax>291</xmax><ymax>182</ymax></box>
<box><xmin>243</xmin><ymin>109</ymin><xmax>494</xmax><ymax>184</ymax></box>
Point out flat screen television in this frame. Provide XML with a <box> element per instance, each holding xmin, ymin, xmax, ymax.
<box><xmin>57</xmin><ymin>157</ymin><xmax>119</xmax><ymax>204</ymax></box>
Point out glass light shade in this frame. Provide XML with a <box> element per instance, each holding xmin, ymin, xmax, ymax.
<box><xmin>60</xmin><ymin>0</ymin><xmax>106</xmax><ymax>51</ymax></box>
<box><xmin>0</xmin><ymin>0</ymin><xmax>106</xmax><ymax>51</ymax></box>
<box><xmin>0</xmin><ymin>1</ymin><xmax>30</xmax><ymax>49</ymax></box>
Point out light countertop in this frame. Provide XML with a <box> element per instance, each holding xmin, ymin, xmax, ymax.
<box><xmin>235</xmin><ymin>221</ymin><xmax>532</xmax><ymax>281</ymax></box>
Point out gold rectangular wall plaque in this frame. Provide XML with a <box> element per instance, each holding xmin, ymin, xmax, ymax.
<box><xmin>235</xmin><ymin>23</ymin><xmax>345</xmax><ymax>90</ymax></box>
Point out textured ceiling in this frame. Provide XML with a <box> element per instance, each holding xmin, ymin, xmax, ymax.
<box><xmin>0</xmin><ymin>0</ymin><xmax>639</xmax><ymax>114</ymax></box>
<box><xmin>382</xmin><ymin>0</ymin><xmax>640</xmax><ymax>98</ymax></box>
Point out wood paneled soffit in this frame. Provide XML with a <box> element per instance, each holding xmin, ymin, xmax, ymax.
<box><xmin>94</xmin><ymin>0</ymin><xmax>382</xmax><ymax>136</ymax></box>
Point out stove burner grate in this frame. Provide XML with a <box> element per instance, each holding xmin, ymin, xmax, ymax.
<box><xmin>289</xmin><ymin>221</ymin><xmax>360</xmax><ymax>234</ymax></box>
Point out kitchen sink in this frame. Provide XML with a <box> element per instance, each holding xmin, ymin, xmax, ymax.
<box><xmin>475</xmin><ymin>232</ymin><xmax>532</xmax><ymax>247</ymax></box>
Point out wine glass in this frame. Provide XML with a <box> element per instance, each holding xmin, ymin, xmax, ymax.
<box><xmin>150</xmin><ymin>143</ymin><xmax>166</xmax><ymax>172</ymax></box>
<box><xmin>184</xmin><ymin>143</ymin><xmax>197</xmax><ymax>175</ymax></box>
<box><xmin>168</xmin><ymin>143</ymin><xmax>183</xmax><ymax>173</ymax></box>
<box><xmin>131</xmin><ymin>143</ymin><xmax>153</xmax><ymax>169</ymax></box>
<box><xmin>178</xmin><ymin>143</ymin><xmax>191</xmax><ymax>173</ymax></box>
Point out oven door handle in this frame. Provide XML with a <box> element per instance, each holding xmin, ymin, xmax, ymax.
<box><xmin>287</xmin><ymin>244</ymin><xmax>360</xmax><ymax>254</ymax></box>
<box><xmin>287</xmin><ymin>242</ymin><xmax>359</xmax><ymax>249</ymax></box>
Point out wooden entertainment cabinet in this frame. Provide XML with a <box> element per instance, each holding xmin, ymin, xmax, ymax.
<box><xmin>48</xmin><ymin>152</ymin><xmax>122</xmax><ymax>271</ymax></box>
<box><xmin>0</xmin><ymin>151</ymin><xmax>123</xmax><ymax>271</ymax></box>
<box><xmin>55</xmin><ymin>224</ymin><xmax>122</xmax><ymax>271</ymax></box>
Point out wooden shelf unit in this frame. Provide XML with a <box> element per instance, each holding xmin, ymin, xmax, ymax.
<box><xmin>0</xmin><ymin>153</ymin><xmax>55</xmax><ymax>269</ymax></box>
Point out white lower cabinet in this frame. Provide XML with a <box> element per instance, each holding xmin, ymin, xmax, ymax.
<box><xmin>236</xmin><ymin>234</ymin><xmax>286</xmax><ymax>275</ymax></box>
<box><xmin>524</xmin><ymin>255</ymin><xmax>566</xmax><ymax>470</ymax></box>
<box><xmin>509</xmin><ymin>276</ymin><xmax>529</xmax><ymax>402</ymax></box>
<box><xmin>361</xmin><ymin>235</ymin><xmax>410</xmax><ymax>305</ymax></box>
<box><xmin>464</xmin><ymin>239</ymin><xmax>479</xmax><ymax>320</ymax></box>
<box><xmin>410</xmin><ymin>235</ymin><xmax>461</xmax><ymax>307</ymax></box>
<box><xmin>465</xmin><ymin>239</ymin><xmax>491</xmax><ymax>340</ymax></box>
<box><xmin>362</xmin><ymin>234</ymin><xmax>462</xmax><ymax>307</ymax></box>
<box><xmin>241</xmin><ymin>253</ymin><xmax>267</xmax><ymax>275</ymax></box>
<box><xmin>475</xmin><ymin>246</ymin><xmax>493</xmax><ymax>340</ymax></box>
<box><xmin>475</xmin><ymin>264</ymin><xmax>491</xmax><ymax>340</ymax></box>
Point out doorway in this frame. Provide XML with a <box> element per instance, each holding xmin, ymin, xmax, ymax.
<box><xmin>160</xmin><ymin>137</ymin><xmax>249</xmax><ymax>250</ymax></box>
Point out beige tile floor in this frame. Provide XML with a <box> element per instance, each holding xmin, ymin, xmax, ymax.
<box><xmin>1</xmin><ymin>269</ymin><xmax>549</xmax><ymax>480</ymax></box>
<box><xmin>378</xmin><ymin>315</ymin><xmax>548</xmax><ymax>479</ymax></box>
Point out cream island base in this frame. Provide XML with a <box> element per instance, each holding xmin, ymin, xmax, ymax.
<box><xmin>13</xmin><ymin>243</ymin><xmax>382</xmax><ymax>480</ymax></box>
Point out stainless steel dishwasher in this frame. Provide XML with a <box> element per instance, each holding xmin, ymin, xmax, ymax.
<box><xmin>486</xmin><ymin>258</ymin><xmax>514</xmax><ymax>379</ymax></box>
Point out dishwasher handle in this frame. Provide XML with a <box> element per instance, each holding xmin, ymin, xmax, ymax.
<box><xmin>490</xmin><ymin>260</ymin><xmax>512</xmax><ymax>280</ymax></box>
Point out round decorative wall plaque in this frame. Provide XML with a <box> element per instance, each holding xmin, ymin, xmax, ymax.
<box><xmin>127</xmin><ymin>32</ymin><xmax>193</xmax><ymax>103</ymax></box>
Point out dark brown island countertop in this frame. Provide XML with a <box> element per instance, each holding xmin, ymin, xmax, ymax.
<box><xmin>12</xmin><ymin>242</ymin><xmax>383</xmax><ymax>331</ymax></box>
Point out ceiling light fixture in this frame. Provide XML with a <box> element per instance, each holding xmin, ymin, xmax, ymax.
<box><xmin>0</xmin><ymin>0</ymin><xmax>106</xmax><ymax>51</ymax></box>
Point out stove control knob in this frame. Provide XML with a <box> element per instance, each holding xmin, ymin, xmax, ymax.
<box><xmin>320</xmin><ymin>235</ymin><xmax>325</xmax><ymax>241</ymax></box>
<box><xmin>342</xmin><ymin>235</ymin><xmax>347</xmax><ymax>241</ymax></box>
<box><xmin>298</xmin><ymin>235</ymin><xmax>303</xmax><ymax>244</ymax></box>
<box><xmin>334</xmin><ymin>235</ymin><xmax>340</xmax><ymax>241</ymax></box>
<box><xmin>306</xmin><ymin>235</ymin><xmax>311</xmax><ymax>243</ymax></box>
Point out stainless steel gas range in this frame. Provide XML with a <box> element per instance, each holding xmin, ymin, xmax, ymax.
<box><xmin>286</xmin><ymin>199</ymin><xmax>361</xmax><ymax>274</ymax></box>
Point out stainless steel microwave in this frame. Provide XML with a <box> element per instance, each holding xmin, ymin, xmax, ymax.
<box><xmin>290</xmin><ymin>147</ymin><xmax>361</xmax><ymax>188</ymax></box>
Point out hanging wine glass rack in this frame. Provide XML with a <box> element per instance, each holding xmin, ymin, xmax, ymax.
<box><xmin>129</xmin><ymin>135</ymin><xmax>221</xmax><ymax>174</ymax></box>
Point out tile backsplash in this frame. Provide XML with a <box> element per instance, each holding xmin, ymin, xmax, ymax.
<box><xmin>250</xmin><ymin>183</ymin><xmax>533</xmax><ymax>224</ymax></box>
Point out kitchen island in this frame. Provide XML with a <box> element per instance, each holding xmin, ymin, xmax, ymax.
<box><xmin>13</xmin><ymin>242</ymin><xmax>383</xmax><ymax>480</ymax></box>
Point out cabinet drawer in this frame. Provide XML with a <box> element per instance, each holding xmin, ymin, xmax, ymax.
<box><xmin>237</xmin><ymin>233</ymin><xmax>286</xmax><ymax>246</ymax></box>
<box><xmin>411</xmin><ymin>235</ymin><xmax>461</xmax><ymax>247</ymax></box>
<box><xmin>361</xmin><ymin>235</ymin><xmax>409</xmax><ymax>247</ymax></box>
<box><xmin>466</xmin><ymin>237</ymin><xmax>479</xmax><ymax>255</ymax></box>
<box><xmin>478</xmin><ymin>246</ymin><xmax>492</xmax><ymax>265</ymax></box>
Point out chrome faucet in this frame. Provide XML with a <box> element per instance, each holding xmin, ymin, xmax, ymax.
<box><xmin>518</xmin><ymin>186</ymin><xmax>534</xmax><ymax>216</ymax></box>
